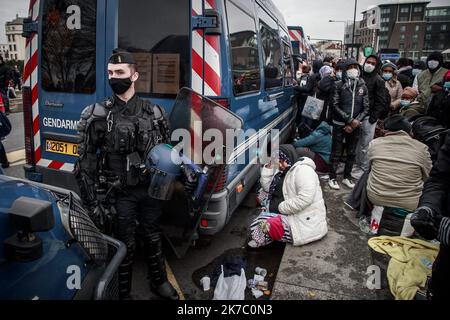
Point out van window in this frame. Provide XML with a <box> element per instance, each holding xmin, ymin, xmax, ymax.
<box><xmin>282</xmin><ymin>42</ymin><xmax>293</xmax><ymax>86</ymax></box>
<box><xmin>260</xmin><ymin>23</ymin><xmax>282</xmax><ymax>89</ymax></box>
<box><xmin>41</xmin><ymin>0</ymin><xmax>97</xmax><ymax>94</ymax></box>
<box><xmin>226</xmin><ymin>0</ymin><xmax>260</xmax><ymax>95</ymax></box>
<box><xmin>118</xmin><ymin>0</ymin><xmax>190</xmax><ymax>98</ymax></box>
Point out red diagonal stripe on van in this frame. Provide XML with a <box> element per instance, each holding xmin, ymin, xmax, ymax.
<box><xmin>31</xmin><ymin>85</ymin><xmax>38</xmax><ymax>106</ymax></box>
<box><xmin>192</xmin><ymin>49</ymin><xmax>204</xmax><ymax>79</ymax></box>
<box><xmin>35</xmin><ymin>146</ymin><xmax>41</xmax><ymax>162</ymax></box>
<box><xmin>205</xmin><ymin>35</ymin><xmax>219</xmax><ymax>53</ymax></box>
<box><xmin>29</xmin><ymin>0</ymin><xmax>38</xmax><ymax>11</ymax></box>
<box><xmin>206</xmin><ymin>0</ymin><xmax>215</xmax><ymax>9</ymax></box>
<box><xmin>289</xmin><ymin>30</ymin><xmax>300</xmax><ymax>42</ymax></box>
<box><xmin>23</xmin><ymin>50</ymin><xmax>38</xmax><ymax>82</ymax></box>
<box><xmin>48</xmin><ymin>161</ymin><xmax>64</xmax><ymax>170</ymax></box>
<box><xmin>33</xmin><ymin>116</ymin><xmax>40</xmax><ymax>137</ymax></box>
<box><xmin>203</xmin><ymin>57</ymin><xmax>221</xmax><ymax>96</ymax></box>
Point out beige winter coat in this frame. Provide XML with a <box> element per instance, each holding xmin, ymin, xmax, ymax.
<box><xmin>260</xmin><ymin>158</ymin><xmax>328</xmax><ymax>246</ymax></box>
<box><xmin>367</xmin><ymin>131</ymin><xmax>432</xmax><ymax>211</ymax></box>
<box><xmin>385</xmin><ymin>79</ymin><xmax>403</xmax><ymax>110</ymax></box>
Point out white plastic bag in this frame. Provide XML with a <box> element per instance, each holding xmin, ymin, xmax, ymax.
<box><xmin>213</xmin><ymin>265</ymin><xmax>247</xmax><ymax>300</ymax></box>
<box><xmin>302</xmin><ymin>94</ymin><xmax>324</xmax><ymax>120</ymax></box>
<box><xmin>370</xmin><ymin>206</ymin><xmax>384</xmax><ymax>235</ymax></box>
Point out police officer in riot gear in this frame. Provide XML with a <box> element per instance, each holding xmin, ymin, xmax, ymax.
<box><xmin>74</xmin><ymin>49</ymin><xmax>179</xmax><ymax>300</ymax></box>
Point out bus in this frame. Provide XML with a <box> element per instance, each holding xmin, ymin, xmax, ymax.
<box><xmin>21</xmin><ymin>0</ymin><xmax>297</xmax><ymax>238</ymax></box>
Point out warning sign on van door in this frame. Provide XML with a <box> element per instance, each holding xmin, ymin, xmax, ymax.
<box><xmin>153</xmin><ymin>54</ymin><xmax>180</xmax><ymax>94</ymax></box>
<box><xmin>132</xmin><ymin>52</ymin><xmax>152</xmax><ymax>94</ymax></box>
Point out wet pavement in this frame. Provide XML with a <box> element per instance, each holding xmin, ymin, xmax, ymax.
<box><xmin>272</xmin><ymin>180</ymin><xmax>394</xmax><ymax>300</ymax></box>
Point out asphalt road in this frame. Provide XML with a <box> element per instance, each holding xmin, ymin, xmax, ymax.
<box><xmin>2</xmin><ymin>112</ymin><xmax>285</xmax><ymax>300</ymax></box>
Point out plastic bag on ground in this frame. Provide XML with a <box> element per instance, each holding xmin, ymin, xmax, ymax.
<box><xmin>213</xmin><ymin>265</ymin><xmax>247</xmax><ymax>300</ymax></box>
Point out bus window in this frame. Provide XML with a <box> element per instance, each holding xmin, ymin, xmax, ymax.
<box><xmin>41</xmin><ymin>0</ymin><xmax>97</xmax><ymax>94</ymax></box>
<box><xmin>118</xmin><ymin>0</ymin><xmax>190</xmax><ymax>98</ymax></box>
<box><xmin>225</xmin><ymin>0</ymin><xmax>260</xmax><ymax>95</ymax></box>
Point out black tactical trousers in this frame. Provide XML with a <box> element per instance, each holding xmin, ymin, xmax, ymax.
<box><xmin>114</xmin><ymin>185</ymin><xmax>164</xmax><ymax>299</ymax></box>
<box><xmin>330</xmin><ymin>126</ymin><xmax>361</xmax><ymax>180</ymax></box>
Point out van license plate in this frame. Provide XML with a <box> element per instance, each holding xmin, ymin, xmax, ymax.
<box><xmin>46</xmin><ymin>140</ymin><xmax>79</xmax><ymax>157</ymax></box>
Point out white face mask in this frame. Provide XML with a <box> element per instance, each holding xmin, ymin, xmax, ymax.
<box><xmin>336</xmin><ymin>71</ymin><xmax>343</xmax><ymax>80</ymax></box>
<box><xmin>428</xmin><ymin>60</ymin><xmax>439</xmax><ymax>70</ymax></box>
<box><xmin>364</xmin><ymin>63</ymin><xmax>376</xmax><ymax>73</ymax></box>
<box><xmin>347</xmin><ymin>69</ymin><xmax>359</xmax><ymax>80</ymax></box>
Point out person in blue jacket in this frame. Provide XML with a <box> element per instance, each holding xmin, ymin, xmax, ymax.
<box><xmin>293</xmin><ymin>121</ymin><xmax>332</xmax><ymax>173</ymax></box>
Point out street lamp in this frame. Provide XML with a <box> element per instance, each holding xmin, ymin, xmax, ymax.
<box><xmin>329</xmin><ymin>20</ymin><xmax>347</xmax><ymax>58</ymax></box>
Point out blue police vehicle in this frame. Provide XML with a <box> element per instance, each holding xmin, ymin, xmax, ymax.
<box><xmin>21</xmin><ymin>0</ymin><xmax>296</xmax><ymax>237</ymax></box>
<box><xmin>0</xmin><ymin>170</ymin><xmax>126</xmax><ymax>300</ymax></box>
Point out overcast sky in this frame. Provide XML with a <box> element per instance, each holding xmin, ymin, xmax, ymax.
<box><xmin>1</xmin><ymin>0</ymin><xmax>449</xmax><ymax>44</ymax></box>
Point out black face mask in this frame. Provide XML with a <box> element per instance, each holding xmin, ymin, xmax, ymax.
<box><xmin>109</xmin><ymin>77</ymin><xmax>132</xmax><ymax>95</ymax></box>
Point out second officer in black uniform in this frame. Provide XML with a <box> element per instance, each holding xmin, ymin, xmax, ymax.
<box><xmin>75</xmin><ymin>49</ymin><xmax>179</xmax><ymax>300</ymax></box>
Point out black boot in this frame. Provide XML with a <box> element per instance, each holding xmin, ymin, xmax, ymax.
<box><xmin>118</xmin><ymin>260</ymin><xmax>133</xmax><ymax>300</ymax></box>
<box><xmin>146</xmin><ymin>233</ymin><xmax>179</xmax><ymax>300</ymax></box>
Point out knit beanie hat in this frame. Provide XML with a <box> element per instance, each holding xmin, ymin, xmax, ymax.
<box><xmin>381</xmin><ymin>62</ymin><xmax>397</xmax><ymax>72</ymax></box>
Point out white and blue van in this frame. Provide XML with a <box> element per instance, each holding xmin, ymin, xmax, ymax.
<box><xmin>22</xmin><ymin>0</ymin><xmax>297</xmax><ymax>237</ymax></box>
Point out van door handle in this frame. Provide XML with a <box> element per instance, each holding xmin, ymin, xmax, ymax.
<box><xmin>267</xmin><ymin>92</ymin><xmax>284</xmax><ymax>101</ymax></box>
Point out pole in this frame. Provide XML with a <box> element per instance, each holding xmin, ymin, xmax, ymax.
<box><xmin>352</xmin><ymin>0</ymin><xmax>358</xmax><ymax>58</ymax></box>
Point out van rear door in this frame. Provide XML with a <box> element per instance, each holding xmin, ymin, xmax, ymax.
<box><xmin>37</xmin><ymin>0</ymin><xmax>107</xmax><ymax>183</ymax></box>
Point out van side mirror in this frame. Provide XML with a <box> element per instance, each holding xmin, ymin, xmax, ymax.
<box><xmin>3</xmin><ymin>197</ymin><xmax>55</xmax><ymax>262</ymax></box>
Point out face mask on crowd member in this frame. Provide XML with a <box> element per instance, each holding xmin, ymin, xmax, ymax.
<box><xmin>428</xmin><ymin>60</ymin><xmax>440</xmax><ymax>70</ymax></box>
<box><xmin>346</xmin><ymin>65</ymin><xmax>360</xmax><ymax>80</ymax></box>
<box><xmin>426</xmin><ymin>52</ymin><xmax>444</xmax><ymax>73</ymax></box>
<box><xmin>381</xmin><ymin>63</ymin><xmax>397</xmax><ymax>82</ymax></box>
<box><xmin>336</xmin><ymin>71</ymin><xmax>343</xmax><ymax>80</ymax></box>
<box><xmin>363</xmin><ymin>57</ymin><xmax>377</xmax><ymax>74</ymax></box>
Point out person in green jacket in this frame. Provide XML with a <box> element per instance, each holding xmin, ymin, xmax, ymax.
<box><xmin>416</xmin><ymin>52</ymin><xmax>448</xmax><ymax>113</ymax></box>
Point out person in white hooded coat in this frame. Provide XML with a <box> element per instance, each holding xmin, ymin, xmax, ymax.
<box><xmin>249</xmin><ymin>146</ymin><xmax>328</xmax><ymax>248</ymax></box>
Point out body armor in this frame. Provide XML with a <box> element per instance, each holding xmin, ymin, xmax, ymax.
<box><xmin>74</xmin><ymin>95</ymin><xmax>171</xmax><ymax>207</ymax></box>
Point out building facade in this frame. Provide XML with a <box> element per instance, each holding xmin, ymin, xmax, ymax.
<box><xmin>424</xmin><ymin>6</ymin><xmax>450</xmax><ymax>56</ymax></box>
<box><xmin>5</xmin><ymin>15</ymin><xmax>26</xmax><ymax>61</ymax></box>
<box><xmin>0</xmin><ymin>44</ymin><xmax>9</xmax><ymax>60</ymax></box>
<box><xmin>378</xmin><ymin>1</ymin><xmax>429</xmax><ymax>60</ymax></box>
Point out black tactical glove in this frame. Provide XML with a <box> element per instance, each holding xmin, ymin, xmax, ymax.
<box><xmin>411</xmin><ymin>207</ymin><xmax>442</xmax><ymax>240</ymax></box>
<box><xmin>182</xmin><ymin>165</ymin><xmax>198</xmax><ymax>196</ymax></box>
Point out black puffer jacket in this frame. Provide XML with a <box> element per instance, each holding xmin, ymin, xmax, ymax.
<box><xmin>362</xmin><ymin>55</ymin><xmax>389</xmax><ymax>123</ymax></box>
<box><xmin>427</xmin><ymin>89</ymin><xmax>450</xmax><ymax>129</ymax></box>
<box><xmin>331</xmin><ymin>74</ymin><xmax>370</xmax><ymax>126</ymax></box>
<box><xmin>420</xmin><ymin>133</ymin><xmax>450</xmax><ymax>216</ymax></box>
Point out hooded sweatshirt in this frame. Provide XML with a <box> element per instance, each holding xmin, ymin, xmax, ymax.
<box><xmin>362</xmin><ymin>54</ymin><xmax>389</xmax><ymax>123</ymax></box>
